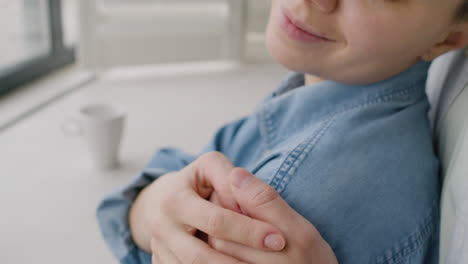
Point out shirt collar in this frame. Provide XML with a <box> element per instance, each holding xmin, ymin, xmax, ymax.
<box><xmin>271</xmin><ymin>61</ymin><xmax>432</xmax><ymax>98</ymax></box>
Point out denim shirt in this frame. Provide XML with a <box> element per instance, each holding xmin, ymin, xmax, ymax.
<box><xmin>97</xmin><ymin>61</ymin><xmax>440</xmax><ymax>264</ymax></box>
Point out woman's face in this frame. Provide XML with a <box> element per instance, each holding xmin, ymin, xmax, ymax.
<box><xmin>266</xmin><ymin>0</ymin><xmax>463</xmax><ymax>84</ymax></box>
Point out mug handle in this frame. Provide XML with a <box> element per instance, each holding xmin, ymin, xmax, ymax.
<box><xmin>61</xmin><ymin>116</ymin><xmax>83</xmax><ymax>137</ymax></box>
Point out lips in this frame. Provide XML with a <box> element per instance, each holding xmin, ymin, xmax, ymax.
<box><xmin>279</xmin><ymin>7</ymin><xmax>334</xmax><ymax>43</ymax></box>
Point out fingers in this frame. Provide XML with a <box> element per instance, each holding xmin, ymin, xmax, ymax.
<box><xmin>151</xmin><ymin>255</ymin><xmax>160</xmax><ymax>264</ymax></box>
<box><xmin>175</xmin><ymin>191</ymin><xmax>285</xmax><ymax>251</ymax></box>
<box><xmin>210</xmin><ymin>191</ymin><xmax>244</xmax><ymax>215</ymax></box>
<box><xmin>151</xmin><ymin>238</ymin><xmax>181</xmax><ymax>264</ymax></box>
<box><xmin>168</xmin><ymin>229</ymin><xmax>248</xmax><ymax>264</ymax></box>
<box><xmin>183</xmin><ymin>151</ymin><xmax>239</xmax><ymax>211</ymax></box>
<box><xmin>210</xmin><ymin>191</ymin><xmax>222</xmax><ymax>205</ymax></box>
<box><xmin>229</xmin><ymin>167</ymin><xmax>303</xmax><ymax>230</ymax></box>
<box><xmin>209</xmin><ymin>237</ymin><xmax>281</xmax><ymax>264</ymax></box>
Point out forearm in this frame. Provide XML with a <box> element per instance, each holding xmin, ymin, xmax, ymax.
<box><xmin>129</xmin><ymin>171</ymin><xmax>179</xmax><ymax>253</ymax></box>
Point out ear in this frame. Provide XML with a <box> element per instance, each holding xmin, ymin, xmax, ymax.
<box><xmin>421</xmin><ymin>23</ymin><xmax>468</xmax><ymax>61</ymax></box>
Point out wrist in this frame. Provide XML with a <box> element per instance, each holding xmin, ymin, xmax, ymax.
<box><xmin>128</xmin><ymin>181</ymin><xmax>157</xmax><ymax>253</ymax></box>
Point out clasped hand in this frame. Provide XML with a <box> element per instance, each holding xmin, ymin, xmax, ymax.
<box><xmin>129</xmin><ymin>152</ymin><xmax>338</xmax><ymax>264</ymax></box>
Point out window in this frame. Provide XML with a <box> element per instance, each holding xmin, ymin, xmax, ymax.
<box><xmin>0</xmin><ymin>0</ymin><xmax>75</xmax><ymax>96</ymax></box>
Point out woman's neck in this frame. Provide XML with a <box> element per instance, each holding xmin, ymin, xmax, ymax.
<box><xmin>305</xmin><ymin>74</ymin><xmax>325</xmax><ymax>85</ymax></box>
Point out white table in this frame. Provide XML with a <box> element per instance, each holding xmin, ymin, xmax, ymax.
<box><xmin>0</xmin><ymin>62</ymin><xmax>287</xmax><ymax>263</ymax></box>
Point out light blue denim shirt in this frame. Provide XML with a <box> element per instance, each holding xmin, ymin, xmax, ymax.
<box><xmin>97</xmin><ymin>61</ymin><xmax>440</xmax><ymax>264</ymax></box>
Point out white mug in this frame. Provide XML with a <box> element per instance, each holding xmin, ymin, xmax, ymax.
<box><xmin>62</xmin><ymin>102</ymin><xmax>127</xmax><ymax>170</ymax></box>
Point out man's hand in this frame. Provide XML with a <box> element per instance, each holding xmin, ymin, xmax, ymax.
<box><xmin>209</xmin><ymin>168</ymin><xmax>339</xmax><ymax>264</ymax></box>
<box><xmin>128</xmin><ymin>152</ymin><xmax>286</xmax><ymax>264</ymax></box>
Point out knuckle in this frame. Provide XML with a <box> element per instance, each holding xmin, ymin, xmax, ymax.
<box><xmin>200</xmin><ymin>151</ymin><xmax>231</xmax><ymax>165</ymax></box>
<box><xmin>207</xmin><ymin>210</ymin><xmax>226</xmax><ymax>237</ymax></box>
<box><xmin>159</xmin><ymin>191</ymin><xmax>178</xmax><ymax>214</ymax></box>
<box><xmin>250</xmin><ymin>185</ymin><xmax>280</xmax><ymax>209</ymax></box>
<box><xmin>238</xmin><ymin>217</ymin><xmax>256</xmax><ymax>240</ymax></box>
<box><xmin>207</xmin><ymin>151</ymin><xmax>227</xmax><ymax>161</ymax></box>
<box><xmin>209</xmin><ymin>237</ymin><xmax>225</xmax><ymax>251</ymax></box>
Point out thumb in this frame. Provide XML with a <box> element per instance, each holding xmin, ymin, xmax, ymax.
<box><xmin>229</xmin><ymin>167</ymin><xmax>300</xmax><ymax>229</ymax></box>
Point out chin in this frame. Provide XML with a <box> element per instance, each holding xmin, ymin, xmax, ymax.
<box><xmin>266</xmin><ymin>25</ymin><xmax>330</xmax><ymax>77</ymax></box>
<box><xmin>266</xmin><ymin>36</ymin><xmax>326</xmax><ymax>80</ymax></box>
<box><xmin>266</xmin><ymin>33</ymin><xmax>304</xmax><ymax>72</ymax></box>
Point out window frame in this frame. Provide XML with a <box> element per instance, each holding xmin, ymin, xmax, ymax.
<box><xmin>0</xmin><ymin>0</ymin><xmax>75</xmax><ymax>96</ymax></box>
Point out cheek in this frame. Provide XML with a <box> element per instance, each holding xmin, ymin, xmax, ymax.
<box><xmin>341</xmin><ymin>12</ymin><xmax>404</xmax><ymax>58</ymax></box>
<box><xmin>340</xmin><ymin>7</ymin><xmax>442</xmax><ymax>60</ymax></box>
<box><xmin>344</xmin><ymin>1</ymin><xmax>425</xmax><ymax>57</ymax></box>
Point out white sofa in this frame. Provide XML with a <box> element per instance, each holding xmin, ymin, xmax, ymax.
<box><xmin>427</xmin><ymin>48</ymin><xmax>468</xmax><ymax>263</ymax></box>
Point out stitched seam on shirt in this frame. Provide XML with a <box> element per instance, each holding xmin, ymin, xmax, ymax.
<box><xmin>374</xmin><ymin>199</ymin><xmax>438</xmax><ymax>264</ymax></box>
<box><xmin>256</xmin><ymin>105</ymin><xmax>274</xmax><ymax>153</ymax></box>
<box><xmin>266</xmin><ymin>76</ymin><xmax>427</xmax><ymax>192</ymax></box>
<box><xmin>329</xmin><ymin>80</ymin><xmax>426</xmax><ymax>118</ymax></box>
<box><xmin>263</xmin><ymin>77</ymin><xmax>436</xmax><ymax>263</ymax></box>
<box><xmin>257</xmin><ymin>104</ymin><xmax>267</xmax><ymax>151</ymax></box>
<box><xmin>278</xmin><ymin>74</ymin><xmax>425</xmax><ymax>109</ymax></box>
<box><xmin>269</xmin><ymin>86</ymin><xmax>427</xmax><ymax>193</ymax></box>
<box><xmin>274</xmin><ymin>71</ymin><xmax>426</xmax><ymax>103</ymax></box>
<box><xmin>264</xmin><ymin>77</ymin><xmax>426</xmax><ymax>149</ymax></box>
<box><xmin>301</xmin><ymin>80</ymin><xmax>427</xmax><ymax>139</ymax></box>
<box><xmin>269</xmin><ymin>116</ymin><xmax>336</xmax><ymax>192</ymax></box>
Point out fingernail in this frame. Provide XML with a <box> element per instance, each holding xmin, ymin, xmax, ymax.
<box><xmin>232</xmin><ymin>169</ymin><xmax>253</xmax><ymax>189</ymax></box>
<box><xmin>264</xmin><ymin>233</ymin><xmax>285</xmax><ymax>251</ymax></box>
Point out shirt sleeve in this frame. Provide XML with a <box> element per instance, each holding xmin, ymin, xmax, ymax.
<box><xmin>96</xmin><ymin>115</ymin><xmax>251</xmax><ymax>264</ymax></box>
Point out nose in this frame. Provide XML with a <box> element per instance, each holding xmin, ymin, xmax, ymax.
<box><xmin>308</xmin><ymin>0</ymin><xmax>338</xmax><ymax>13</ymax></box>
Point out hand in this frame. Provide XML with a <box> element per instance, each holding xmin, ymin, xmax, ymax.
<box><xmin>209</xmin><ymin>168</ymin><xmax>339</xmax><ymax>264</ymax></box>
<box><xmin>128</xmin><ymin>152</ymin><xmax>286</xmax><ymax>264</ymax></box>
